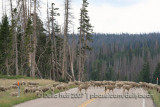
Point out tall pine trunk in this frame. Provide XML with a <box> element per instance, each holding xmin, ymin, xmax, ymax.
<box><xmin>62</xmin><ymin>0</ymin><xmax>69</xmax><ymax>79</ymax></box>
<box><xmin>10</xmin><ymin>0</ymin><xmax>19</xmax><ymax>75</ymax></box>
<box><xmin>31</xmin><ymin>0</ymin><xmax>37</xmax><ymax>77</ymax></box>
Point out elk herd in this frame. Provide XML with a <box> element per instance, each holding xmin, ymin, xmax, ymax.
<box><xmin>0</xmin><ymin>80</ymin><xmax>160</xmax><ymax>97</ymax></box>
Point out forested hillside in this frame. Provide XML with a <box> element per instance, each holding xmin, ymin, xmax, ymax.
<box><xmin>86</xmin><ymin>33</ymin><xmax>160</xmax><ymax>83</ymax></box>
<box><xmin>0</xmin><ymin>0</ymin><xmax>160</xmax><ymax>84</ymax></box>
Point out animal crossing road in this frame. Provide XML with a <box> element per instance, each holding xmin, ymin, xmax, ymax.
<box><xmin>14</xmin><ymin>87</ymin><xmax>154</xmax><ymax>107</ymax></box>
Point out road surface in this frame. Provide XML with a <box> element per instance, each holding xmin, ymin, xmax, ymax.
<box><xmin>14</xmin><ymin>87</ymin><xmax>155</xmax><ymax>107</ymax></box>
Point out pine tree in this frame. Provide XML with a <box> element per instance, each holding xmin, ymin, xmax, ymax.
<box><xmin>152</xmin><ymin>63</ymin><xmax>160</xmax><ymax>84</ymax></box>
<box><xmin>106</xmin><ymin>67</ymin><xmax>114</xmax><ymax>80</ymax></box>
<box><xmin>0</xmin><ymin>15</ymin><xmax>12</xmax><ymax>75</ymax></box>
<box><xmin>139</xmin><ymin>62</ymin><xmax>150</xmax><ymax>83</ymax></box>
<box><xmin>78</xmin><ymin>0</ymin><xmax>93</xmax><ymax>81</ymax></box>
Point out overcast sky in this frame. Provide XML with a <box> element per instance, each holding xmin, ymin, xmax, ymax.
<box><xmin>0</xmin><ymin>0</ymin><xmax>160</xmax><ymax>34</ymax></box>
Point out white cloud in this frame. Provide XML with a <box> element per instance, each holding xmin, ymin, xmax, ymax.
<box><xmin>88</xmin><ymin>0</ymin><xmax>160</xmax><ymax>33</ymax></box>
<box><xmin>0</xmin><ymin>0</ymin><xmax>160</xmax><ymax>34</ymax></box>
<box><xmin>53</xmin><ymin>0</ymin><xmax>160</xmax><ymax>33</ymax></box>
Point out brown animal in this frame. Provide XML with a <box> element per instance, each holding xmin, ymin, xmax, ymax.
<box><xmin>56</xmin><ymin>84</ymin><xmax>69</xmax><ymax>93</ymax></box>
<box><xmin>56</xmin><ymin>84</ymin><xmax>64</xmax><ymax>90</ymax></box>
<box><xmin>108</xmin><ymin>81</ymin><xmax>116</xmax><ymax>85</ymax></box>
<box><xmin>68</xmin><ymin>82</ymin><xmax>75</xmax><ymax>86</ymax></box>
<box><xmin>22</xmin><ymin>81</ymin><xmax>26</xmax><ymax>85</ymax></box>
<box><xmin>10</xmin><ymin>92</ymin><xmax>18</xmax><ymax>96</ymax></box>
<box><xmin>51</xmin><ymin>87</ymin><xmax>55</xmax><ymax>94</ymax></box>
<box><xmin>35</xmin><ymin>90</ymin><xmax>43</xmax><ymax>97</ymax></box>
<box><xmin>0</xmin><ymin>86</ymin><xmax>6</xmax><ymax>92</ymax></box>
<box><xmin>5</xmin><ymin>86</ymin><xmax>11</xmax><ymax>90</ymax></box>
<box><xmin>28</xmin><ymin>82</ymin><xmax>39</xmax><ymax>86</ymax></box>
<box><xmin>53</xmin><ymin>83</ymin><xmax>59</xmax><ymax>87</ymax></box>
<box><xmin>10</xmin><ymin>85</ymin><xmax>18</xmax><ymax>89</ymax></box>
<box><xmin>116</xmin><ymin>83</ymin><xmax>124</xmax><ymax>88</ymax></box>
<box><xmin>94</xmin><ymin>81</ymin><xmax>102</xmax><ymax>88</ymax></box>
<box><xmin>78</xmin><ymin>83</ymin><xmax>90</xmax><ymax>94</ymax></box>
<box><xmin>123</xmin><ymin>85</ymin><xmax>132</xmax><ymax>92</ymax></box>
<box><xmin>130</xmin><ymin>83</ymin><xmax>139</xmax><ymax>89</ymax></box>
<box><xmin>74</xmin><ymin>81</ymin><xmax>82</xmax><ymax>85</ymax></box>
<box><xmin>105</xmin><ymin>85</ymin><xmax>115</xmax><ymax>93</ymax></box>
<box><xmin>41</xmin><ymin>87</ymin><xmax>50</xmax><ymax>92</ymax></box>
<box><xmin>24</xmin><ymin>87</ymin><xmax>30</xmax><ymax>94</ymax></box>
<box><xmin>30</xmin><ymin>87</ymin><xmax>38</xmax><ymax>93</ymax></box>
<box><xmin>139</xmin><ymin>82</ymin><xmax>147</xmax><ymax>89</ymax></box>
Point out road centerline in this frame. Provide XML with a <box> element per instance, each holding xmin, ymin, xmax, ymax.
<box><xmin>78</xmin><ymin>90</ymin><xmax>108</xmax><ymax>107</ymax></box>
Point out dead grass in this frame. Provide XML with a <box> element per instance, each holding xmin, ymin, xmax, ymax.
<box><xmin>0</xmin><ymin>79</ymin><xmax>76</xmax><ymax>107</ymax></box>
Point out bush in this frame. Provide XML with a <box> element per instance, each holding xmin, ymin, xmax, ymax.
<box><xmin>58</xmin><ymin>78</ymin><xmax>66</xmax><ymax>82</ymax></box>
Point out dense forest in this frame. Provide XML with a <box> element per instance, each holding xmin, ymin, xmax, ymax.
<box><xmin>0</xmin><ymin>0</ymin><xmax>160</xmax><ymax>84</ymax></box>
<box><xmin>87</xmin><ymin>33</ymin><xmax>160</xmax><ymax>84</ymax></box>
<box><xmin>0</xmin><ymin>0</ymin><xmax>93</xmax><ymax>82</ymax></box>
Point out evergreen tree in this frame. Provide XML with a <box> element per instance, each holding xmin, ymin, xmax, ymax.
<box><xmin>152</xmin><ymin>63</ymin><xmax>160</xmax><ymax>84</ymax></box>
<box><xmin>106</xmin><ymin>67</ymin><xmax>114</xmax><ymax>80</ymax></box>
<box><xmin>78</xmin><ymin>0</ymin><xmax>93</xmax><ymax>81</ymax></box>
<box><xmin>139</xmin><ymin>62</ymin><xmax>150</xmax><ymax>83</ymax></box>
<box><xmin>0</xmin><ymin>15</ymin><xmax>12</xmax><ymax>74</ymax></box>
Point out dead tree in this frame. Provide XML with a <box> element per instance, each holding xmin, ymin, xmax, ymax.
<box><xmin>69</xmin><ymin>31</ymin><xmax>76</xmax><ymax>81</ymax></box>
<box><xmin>10</xmin><ymin>0</ymin><xmax>19</xmax><ymax>75</ymax></box>
<box><xmin>31</xmin><ymin>0</ymin><xmax>37</xmax><ymax>77</ymax></box>
<box><xmin>62</xmin><ymin>0</ymin><xmax>70</xmax><ymax>79</ymax></box>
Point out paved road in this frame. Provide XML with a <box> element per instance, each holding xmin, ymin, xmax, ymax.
<box><xmin>14</xmin><ymin>87</ymin><xmax>155</xmax><ymax>107</ymax></box>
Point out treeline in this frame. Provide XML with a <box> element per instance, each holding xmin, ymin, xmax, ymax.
<box><xmin>87</xmin><ymin>33</ymin><xmax>160</xmax><ymax>84</ymax></box>
<box><xmin>0</xmin><ymin>0</ymin><xmax>93</xmax><ymax>81</ymax></box>
<box><xmin>1</xmin><ymin>1</ymin><xmax>160</xmax><ymax>83</ymax></box>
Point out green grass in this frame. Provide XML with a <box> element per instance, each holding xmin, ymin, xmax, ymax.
<box><xmin>0</xmin><ymin>75</ymin><xmax>37</xmax><ymax>79</ymax></box>
<box><xmin>0</xmin><ymin>87</ymin><xmax>37</xmax><ymax>107</ymax></box>
<box><xmin>148</xmin><ymin>89</ymin><xmax>160</xmax><ymax>107</ymax></box>
<box><xmin>0</xmin><ymin>78</ymin><xmax>77</xmax><ymax>107</ymax></box>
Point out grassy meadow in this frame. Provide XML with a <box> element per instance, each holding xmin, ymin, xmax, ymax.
<box><xmin>0</xmin><ymin>77</ymin><xmax>77</xmax><ymax>107</ymax></box>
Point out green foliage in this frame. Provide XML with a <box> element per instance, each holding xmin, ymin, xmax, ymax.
<box><xmin>79</xmin><ymin>0</ymin><xmax>93</xmax><ymax>52</ymax></box>
<box><xmin>106</xmin><ymin>67</ymin><xmax>114</xmax><ymax>80</ymax></box>
<box><xmin>25</xmin><ymin>18</ymin><xmax>33</xmax><ymax>52</ymax></box>
<box><xmin>58</xmin><ymin>78</ymin><xmax>66</xmax><ymax>82</ymax></box>
<box><xmin>90</xmin><ymin>61</ymin><xmax>99</xmax><ymax>80</ymax></box>
<box><xmin>152</xmin><ymin>63</ymin><xmax>160</xmax><ymax>84</ymax></box>
<box><xmin>139</xmin><ymin>62</ymin><xmax>150</xmax><ymax>82</ymax></box>
<box><xmin>149</xmin><ymin>89</ymin><xmax>160</xmax><ymax>107</ymax></box>
<box><xmin>91</xmin><ymin>69</ymin><xmax>99</xmax><ymax>81</ymax></box>
<box><xmin>0</xmin><ymin>15</ymin><xmax>12</xmax><ymax>74</ymax></box>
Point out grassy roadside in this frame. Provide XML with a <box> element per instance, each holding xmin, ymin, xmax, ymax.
<box><xmin>0</xmin><ymin>75</ymin><xmax>37</xmax><ymax>79</ymax></box>
<box><xmin>0</xmin><ymin>78</ymin><xmax>77</xmax><ymax>107</ymax></box>
<box><xmin>148</xmin><ymin>89</ymin><xmax>160</xmax><ymax>107</ymax></box>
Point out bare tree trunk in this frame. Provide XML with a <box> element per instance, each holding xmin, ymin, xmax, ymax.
<box><xmin>78</xmin><ymin>12</ymin><xmax>83</xmax><ymax>81</ymax></box>
<box><xmin>5</xmin><ymin>58</ymin><xmax>9</xmax><ymax>75</ymax></box>
<box><xmin>10</xmin><ymin>0</ymin><xmax>19</xmax><ymax>75</ymax></box>
<box><xmin>69</xmin><ymin>32</ymin><xmax>75</xmax><ymax>81</ymax></box>
<box><xmin>51</xmin><ymin>3</ymin><xmax>58</xmax><ymax>80</ymax></box>
<box><xmin>31</xmin><ymin>0</ymin><xmax>37</xmax><ymax>77</ymax></box>
<box><xmin>21</xmin><ymin>0</ymin><xmax>28</xmax><ymax>75</ymax></box>
<box><xmin>47</xmin><ymin>1</ymin><xmax>54</xmax><ymax>80</ymax></box>
<box><xmin>15</xmin><ymin>34</ymin><xmax>19</xmax><ymax>75</ymax></box>
<box><xmin>10</xmin><ymin>0</ymin><xmax>13</xmax><ymax>18</ymax></box>
<box><xmin>62</xmin><ymin>0</ymin><xmax>69</xmax><ymax>79</ymax></box>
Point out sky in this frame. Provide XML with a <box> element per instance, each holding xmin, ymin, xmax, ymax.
<box><xmin>0</xmin><ymin>0</ymin><xmax>160</xmax><ymax>34</ymax></box>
